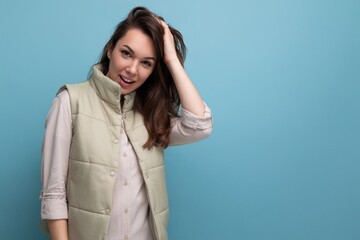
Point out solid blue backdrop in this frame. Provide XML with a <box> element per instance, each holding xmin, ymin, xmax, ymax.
<box><xmin>0</xmin><ymin>0</ymin><xmax>359</xmax><ymax>239</ymax></box>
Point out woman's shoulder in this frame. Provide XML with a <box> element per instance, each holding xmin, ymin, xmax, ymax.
<box><xmin>57</xmin><ymin>89</ymin><xmax>70</xmax><ymax>101</ymax></box>
<box><xmin>54</xmin><ymin>89</ymin><xmax>70</xmax><ymax>111</ymax></box>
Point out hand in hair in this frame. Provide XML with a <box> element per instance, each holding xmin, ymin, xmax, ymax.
<box><xmin>159</xmin><ymin>21</ymin><xmax>179</xmax><ymax>65</ymax></box>
<box><xmin>158</xmin><ymin>21</ymin><xmax>205</xmax><ymax>117</ymax></box>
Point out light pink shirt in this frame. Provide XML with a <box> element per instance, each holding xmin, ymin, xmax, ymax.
<box><xmin>41</xmin><ymin>90</ymin><xmax>212</xmax><ymax>240</ymax></box>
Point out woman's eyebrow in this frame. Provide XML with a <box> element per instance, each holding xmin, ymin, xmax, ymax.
<box><xmin>123</xmin><ymin>45</ymin><xmax>135</xmax><ymax>54</ymax></box>
<box><xmin>123</xmin><ymin>44</ymin><xmax>156</xmax><ymax>61</ymax></box>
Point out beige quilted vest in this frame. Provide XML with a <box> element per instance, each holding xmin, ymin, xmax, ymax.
<box><xmin>59</xmin><ymin>66</ymin><xmax>168</xmax><ymax>239</ymax></box>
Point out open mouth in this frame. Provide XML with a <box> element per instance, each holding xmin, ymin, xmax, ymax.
<box><xmin>120</xmin><ymin>75</ymin><xmax>135</xmax><ymax>84</ymax></box>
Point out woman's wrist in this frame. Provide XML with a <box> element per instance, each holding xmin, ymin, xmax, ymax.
<box><xmin>165</xmin><ymin>57</ymin><xmax>183</xmax><ymax>74</ymax></box>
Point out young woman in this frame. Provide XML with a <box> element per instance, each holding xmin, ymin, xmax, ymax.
<box><xmin>40</xmin><ymin>6</ymin><xmax>212</xmax><ymax>240</ymax></box>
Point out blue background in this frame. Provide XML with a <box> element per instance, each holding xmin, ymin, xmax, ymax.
<box><xmin>1</xmin><ymin>0</ymin><xmax>359</xmax><ymax>239</ymax></box>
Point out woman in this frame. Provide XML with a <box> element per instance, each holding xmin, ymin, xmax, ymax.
<box><xmin>40</xmin><ymin>6</ymin><xmax>212</xmax><ymax>240</ymax></box>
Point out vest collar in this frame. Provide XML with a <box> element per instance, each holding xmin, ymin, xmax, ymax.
<box><xmin>89</xmin><ymin>64</ymin><xmax>136</xmax><ymax>113</ymax></box>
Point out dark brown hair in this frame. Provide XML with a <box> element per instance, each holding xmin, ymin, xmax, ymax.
<box><xmin>97</xmin><ymin>6</ymin><xmax>186</xmax><ymax>149</ymax></box>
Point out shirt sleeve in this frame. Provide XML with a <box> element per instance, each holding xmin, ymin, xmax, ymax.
<box><xmin>169</xmin><ymin>102</ymin><xmax>213</xmax><ymax>146</ymax></box>
<box><xmin>40</xmin><ymin>90</ymin><xmax>72</xmax><ymax>220</ymax></box>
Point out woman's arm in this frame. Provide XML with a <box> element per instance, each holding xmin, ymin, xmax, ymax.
<box><xmin>41</xmin><ymin>91</ymin><xmax>72</xmax><ymax>239</ymax></box>
<box><xmin>169</xmin><ymin>103</ymin><xmax>213</xmax><ymax>146</ymax></box>
<box><xmin>161</xmin><ymin>21</ymin><xmax>205</xmax><ymax>117</ymax></box>
<box><xmin>48</xmin><ymin>220</ymin><xmax>68</xmax><ymax>240</ymax></box>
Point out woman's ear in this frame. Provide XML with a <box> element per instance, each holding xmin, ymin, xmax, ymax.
<box><xmin>107</xmin><ymin>44</ymin><xmax>113</xmax><ymax>59</ymax></box>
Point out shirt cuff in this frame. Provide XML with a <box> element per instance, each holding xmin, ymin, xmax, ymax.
<box><xmin>40</xmin><ymin>191</ymin><xmax>68</xmax><ymax>220</ymax></box>
<box><xmin>180</xmin><ymin>102</ymin><xmax>213</xmax><ymax>130</ymax></box>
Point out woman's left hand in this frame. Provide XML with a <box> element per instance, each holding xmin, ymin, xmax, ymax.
<box><xmin>160</xmin><ymin>21</ymin><xmax>179</xmax><ymax>65</ymax></box>
<box><xmin>159</xmin><ymin>20</ymin><xmax>205</xmax><ymax>117</ymax></box>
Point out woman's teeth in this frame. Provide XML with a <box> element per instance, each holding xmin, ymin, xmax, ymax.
<box><xmin>121</xmin><ymin>76</ymin><xmax>134</xmax><ymax>83</ymax></box>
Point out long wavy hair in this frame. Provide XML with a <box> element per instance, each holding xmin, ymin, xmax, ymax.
<box><xmin>97</xmin><ymin>6</ymin><xmax>186</xmax><ymax>149</ymax></box>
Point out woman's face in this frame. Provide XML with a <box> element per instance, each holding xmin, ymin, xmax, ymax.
<box><xmin>107</xmin><ymin>28</ymin><xmax>156</xmax><ymax>95</ymax></box>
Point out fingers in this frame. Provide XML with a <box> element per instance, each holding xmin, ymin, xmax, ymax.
<box><xmin>159</xmin><ymin>20</ymin><xmax>167</xmax><ymax>28</ymax></box>
<box><xmin>152</xmin><ymin>15</ymin><xmax>172</xmax><ymax>36</ymax></box>
<box><xmin>153</xmin><ymin>15</ymin><xmax>168</xmax><ymax>31</ymax></box>
<box><xmin>160</xmin><ymin>20</ymin><xmax>171</xmax><ymax>35</ymax></box>
<box><xmin>156</xmin><ymin>19</ymin><xmax>177</xmax><ymax>64</ymax></box>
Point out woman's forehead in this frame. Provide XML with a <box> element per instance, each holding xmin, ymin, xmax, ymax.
<box><xmin>117</xmin><ymin>28</ymin><xmax>156</xmax><ymax>58</ymax></box>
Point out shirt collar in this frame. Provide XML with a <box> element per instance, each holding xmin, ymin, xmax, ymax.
<box><xmin>89</xmin><ymin>64</ymin><xmax>136</xmax><ymax>112</ymax></box>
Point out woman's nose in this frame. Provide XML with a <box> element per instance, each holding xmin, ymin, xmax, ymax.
<box><xmin>126</xmin><ymin>60</ymin><xmax>138</xmax><ymax>76</ymax></box>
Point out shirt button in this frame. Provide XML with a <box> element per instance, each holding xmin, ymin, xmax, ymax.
<box><xmin>124</xmin><ymin>236</ymin><xmax>129</xmax><ymax>240</ymax></box>
<box><xmin>110</xmin><ymin>170</ymin><xmax>116</xmax><ymax>177</ymax></box>
<box><xmin>123</xmin><ymin>153</ymin><xmax>127</xmax><ymax>157</ymax></box>
<box><xmin>105</xmin><ymin>209</ymin><xmax>111</xmax><ymax>214</ymax></box>
<box><xmin>124</xmin><ymin>208</ymin><xmax>129</xmax><ymax>214</ymax></box>
<box><xmin>113</xmin><ymin>138</ymin><xmax>119</xmax><ymax>143</ymax></box>
<box><xmin>123</xmin><ymin>181</ymin><xmax>128</xmax><ymax>186</ymax></box>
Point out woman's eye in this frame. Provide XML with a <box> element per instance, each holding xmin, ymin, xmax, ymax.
<box><xmin>121</xmin><ymin>50</ymin><xmax>131</xmax><ymax>58</ymax></box>
<box><xmin>142</xmin><ymin>61</ymin><xmax>152</xmax><ymax>68</ymax></box>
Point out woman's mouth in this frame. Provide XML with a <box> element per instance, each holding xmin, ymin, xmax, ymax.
<box><xmin>119</xmin><ymin>75</ymin><xmax>135</xmax><ymax>87</ymax></box>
